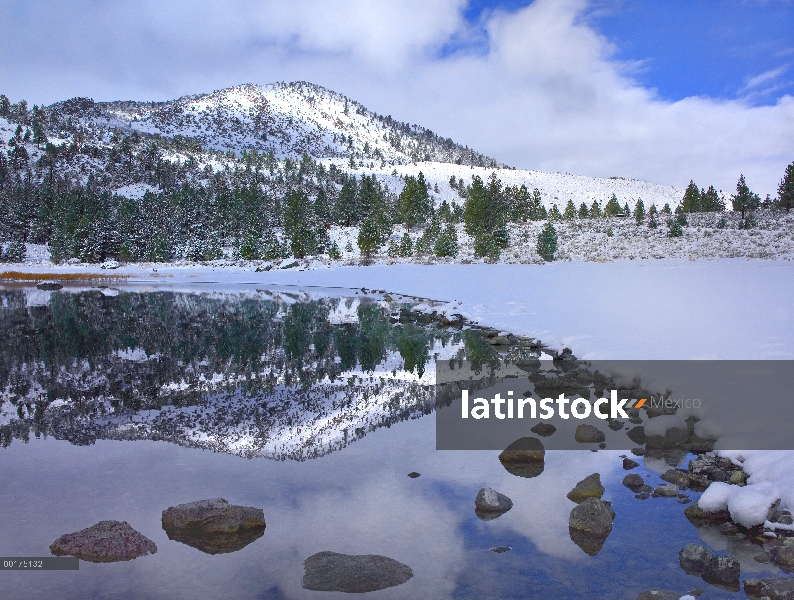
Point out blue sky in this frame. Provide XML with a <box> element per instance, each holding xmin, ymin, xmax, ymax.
<box><xmin>460</xmin><ymin>0</ymin><xmax>794</xmax><ymax>105</ymax></box>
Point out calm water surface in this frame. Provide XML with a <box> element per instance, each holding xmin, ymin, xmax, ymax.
<box><xmin>0</xmin><ymin>285</ymin><xmax>778</xmax><ymax>599</ymax></box>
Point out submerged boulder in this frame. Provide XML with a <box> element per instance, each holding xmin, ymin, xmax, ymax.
<box><xmin>161</xmin><ymin>498</ymin><xmax>265</xmax><ymax>554</ymax></box>
<box><xmin>302</xmin><ymin>551</ymin><xmax>413</xmax><ymax>593</ymax></box>
<box><xmin>50</xmin><ymin>520</ymin><xmax>156</xmax><ymax>563</ymax></box>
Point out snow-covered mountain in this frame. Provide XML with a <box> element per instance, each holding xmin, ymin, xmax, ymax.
<box><xmin>3</xmin><ymin>81</ymin><xmax>686</xmax><ymax>208</ymax></box>
<box><xmin>50</xmin><ymin>81</ymin><xmax>504</xmax><ymax>167</ymax></box>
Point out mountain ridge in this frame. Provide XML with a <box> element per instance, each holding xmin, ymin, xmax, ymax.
<box><xmin>47</xmin><ymin>81</ymin><xmax>507</xmax><ymax>168</ymax></box>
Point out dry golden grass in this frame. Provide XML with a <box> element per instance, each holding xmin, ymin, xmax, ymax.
<box><xmin>0</xmin><ymin>271</ymin><xmax>128</xmax><ymax>282</ymax></box>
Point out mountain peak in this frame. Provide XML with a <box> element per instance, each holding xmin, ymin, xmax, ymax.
<box><xmin>66</xmin><ymin>81</ymin><xmax>506</xmax><ymax>167</ymax></box>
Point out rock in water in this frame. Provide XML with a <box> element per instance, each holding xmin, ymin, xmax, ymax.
<box><xmin>702</xmin><ymin>554</ymin><xmax>740</xmax><ymax>588</ymax></box>
<box><xmin>569</xmin><ymin>497</ymin><xmax>614</xmax><ymax>556</ymax></box>
<box><xmin>36</xmin><ymin>281</ymin><xmax>63</xmax><ymax>290</ymax></box>
<box><xmin>498</xmin><ymin>437</ymin><xmax>545</xmax><ymax>478</ymax></box>
<box><xmin>567</xmin><ymin>473</ymin><xmax>605</xmax><ymax>503</ymax></box>
<box><xmin>50</xmin><ymin>520</ymin><xmax>156</xmax><ymax>563</ymax></box>
<box><xmin>302</xmin><ymin>551</ymin><xmax>413</xmax><ymax>592</ymax></box>
<box><xmin>744</xmin><ymin>576</ymin><xmax>794</xmax><ymax>599</ymax></box>
<box><xmin>677</xmin><ymin>542</ymin><xmax>739</xmax><ymax>587</ymax></box>
<box><xmin>622</xmin><ymin>474</ymin><xmax>645</xmax><ymax>492</ymax></box>
<box><xmin>679</xmin><ymin>543</ymin><xmax>712</xmax><ymax>575</ymax></box>
<box><xmin>653</xmin><ymin>484</ymin><xmax>679</xmax><ymax>498</ymax></box>
<box><xmin>475</xmin><ymin>488</ymin><xmax>513</xmax><ymax>520</ymax></box>
<box><xmin>623</xmin><ymin>458</ymin><xmax>640</xmax><ymax>470</ymax></box>
<box><xmin>661</xmin><ymin>469</ymin><xmax>690</xmax><ymax>488</ymax></box>
<box><xmin>684</xmin><ymin>500</ymin><xmax>731</xmax><ymax>525</ymax></box>
<box><xmin>530</xmin><ymin>422</ymin><xmax>556</xmax><ymax>437</ymax></box>
<box><xmin>407</xmin><ymin>472</ymin><xmax>421</xmax><ymax>478</ymax></box>
<box><xmin>575</xmin><ymin>424</ymin><xmax>605</xmax><ymax>444</ymax></box>
<box><xmin>161</xmin><ymin>498</ymin><xmax>265</xmax><ymax>554</ymax></box>
<box><xmin>770</xmin><ymin>546</ymin><xmax>794</xmax><ymax>572</ymax></box>
<box><xmin>498</xmin><ymin>436</ymin><xmax>545</xmax><ymax>462</ymax></box>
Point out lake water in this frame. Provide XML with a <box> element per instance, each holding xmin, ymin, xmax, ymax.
<box><xmin>0</xmin><ymin>285</ymin><xmax>780</xmax><ymax>599</ymax></box>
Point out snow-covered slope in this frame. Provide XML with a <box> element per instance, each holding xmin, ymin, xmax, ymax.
<box><xmin>53</xmin><ymin>82</ymin><xmax>504</xmax><ymax>167</ymax></box>
<box><xmin>26</xmin><ymin>81</ymin><xmax>687</xmax><ymax>206</ymax></box>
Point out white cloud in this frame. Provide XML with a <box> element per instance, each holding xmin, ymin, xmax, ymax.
<box><xmin>1</xmin><ymin>0</ymin><xmax>792</xmax><ymax>195</ymax></box>
<box><xmin>743</xmin><ymin>65</ymin><xmax>788</xmax><ymax>91</ymax></box>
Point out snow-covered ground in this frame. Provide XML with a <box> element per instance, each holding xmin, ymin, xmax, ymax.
<box><xmin>348</xmin><ymin>160</ymin><xmax>685</xmax><ymax>212</ymax></box>
<box><xmin>9</xmin><ymin>209</ymin><xmax>794</xmax><ymax>271</ymax></box>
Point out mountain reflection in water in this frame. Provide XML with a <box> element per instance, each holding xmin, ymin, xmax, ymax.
<box><xmin>0</xmin><ymin>286</ymin><xmax>494</xmax><ymax>459</ymax></box>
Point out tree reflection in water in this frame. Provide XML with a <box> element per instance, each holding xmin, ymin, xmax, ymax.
<box><xmin>0</xmin><ymin>288</ymin><xmax>481</xmax><ymax>459</ymax></box>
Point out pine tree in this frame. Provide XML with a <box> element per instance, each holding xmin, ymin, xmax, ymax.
<box><xmin>731</xmin><ymin>174</ymin><xmax>760</xmax><ymax>219</ymax></box>
<box><xmin>563</xmin><ymin>200</ymin><xmax>577</xmax><ymax>220</ymax></box>
<box><xmin>438</xmin><ymin>200</ymin><xmax>452</xmax><ymax>223</ymax></box>
<box><xmin>510</xmin><ymin>184</ymin><xmax>531</xmax><ymax>222</ymax></box>
<box><xmin>239</xmin><ymin>231</ymin><xmax>263</xmax><ymax>260</ymax></box>
<box><xmin>633</xmin><ymin>199</ymin><xmax>645</xmax><ymax>224</ymax></box>
<box><xmin>2</xmin><ymin>240</ymin><xmax>26</xmax><ymax>262</ymax></box>
<box><xmin>528</xmin><ymin>188</ymin><xmax>544</xmax><ymax>221</ymax></box>
<box><xmin>433</xmin><ymin>224</ymin><xmax>458</xmax><ymax>258</ymax></box>
<box><xmin>335</xmin><ymin>178</ymin><xmax>358</xmax><ymax>226</ymax></box>
<box><xmin>536</xmin><ymin>222</ymin><xmax>557</xmax><ymax>261</ymax></box>
<box><xmin>604</xmin><ymin>194</ymin><xmax>622</xmax><ymax>216</ymax></box>
<box><xmin>661</xmin><ymin>203</ymin><xmax>671</xmax><ymax>214</ymax></box>
<box><xmin>700</xmin><ymin>186</ymin><xmax>725</xmax><ymax>212</ymax></box>
<box><xmin>328</xmin><ymin>240</ymin><xmax>342</xmax><ymax>260</ymax></box>
<box><xmin>357</xmin><ymin>216</ymin><xmax>381</xmax><ymax>257</ymax></box>
<box><xmin>578</xmin><ymin>202</ymin><xmax>589</xmax><ymax>219</ymax></box>
<box><xmin>416</xmin><ymin>215</ymin><xmax>441</xmax><ymax>254</ymax></box>
<box><xmin>623</xmin><ymin>202</ymin><xmax>630</xmax><ymax>217</ymax></box>
<box><xmin>463</xmin><ymin>176</ymin><xmax>490</xmax><ymax>238</ymax></box>
<box><xmin>667</xmin><ymin>219</ymin><xmax>683</xmax><ymax>237</ymax></box>
<box><xmin>398</xmin><ymin>172</ymin><xmax>431</xmax><ymax>230</ymax></box>
<box><xmin>778</xmin><ymin>161</ymin><xmax>794</xmax><ymax>213</ymax></box>
<box><xmin>589</xmin><ymin>200</ymin><xmax>602</xmax><ymax>218</ymax></box>
<box><xmin>284</xmin><ymin>189</ymin><xmax>319</xmax><ymax>258</ymax></box>
<box><xmin>473</xmin><ymin>232</ymin><xmax>500</xmax><ymax>260</ymax></box>
<box><xmin>398</xmin><ymin>232</ymin><xmax>413</xmax><ymax>257</ymax></box>
<box><xmin>314</xmin><ymin>187</ymin><xmax>332</xmax><ymax>225</ymax></box>
<box><xmin>548</xmin><ymin>204</ymin><xmax>562</xmax><ymax>220</ymax></box>
<box><xmin>681</xmin><ymin>181</ymin><xmax>701</xmax><ymax>213</ymax></box>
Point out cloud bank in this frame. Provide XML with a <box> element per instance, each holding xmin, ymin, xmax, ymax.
<box><xmin>1</xmin><ymin>0</ymin><xmax>792</xmax><ymax>195</ymax></box>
